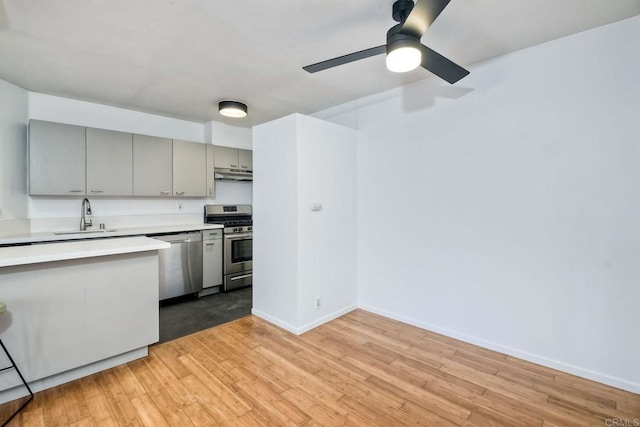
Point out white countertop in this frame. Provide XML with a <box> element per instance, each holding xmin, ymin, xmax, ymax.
<box><xmin>0</xmin><ymin>236</ymin><xmax>171</xmax><ymax>268</ymax></box>
<box><xmin>0</xmin><ymin>223</ymin><xmax>223</xmax><ymax>246</ymax></box>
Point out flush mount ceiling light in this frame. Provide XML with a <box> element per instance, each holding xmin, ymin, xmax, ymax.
<box><xmin>218</xmin><ymin>101</ymin><xmax>248</xmax><ymax>118</ymax></box>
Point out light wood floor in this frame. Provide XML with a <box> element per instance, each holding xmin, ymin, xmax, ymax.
<box><xmin>1</xmin><ymin>310</ymin><xmax>639</xmax><ymax>426</ymax></box>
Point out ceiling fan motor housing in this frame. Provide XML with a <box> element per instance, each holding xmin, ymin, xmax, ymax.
<box><xmin>386</xmin><ymin>24</ymin><xmax>421</xmax><ymax>55</ymax></box>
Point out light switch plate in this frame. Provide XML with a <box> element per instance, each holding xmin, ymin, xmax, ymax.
<box><xmin>311</xmin><ymin>202</ymin><xmax>322</xmax><ymax>212</ymax></box>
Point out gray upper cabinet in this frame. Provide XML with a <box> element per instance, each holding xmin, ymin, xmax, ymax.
<box><xmin>238</xmin><ymin>149</ymin><xmax>253</xmax><ymax>171</ymax></box>
<box><xmin>173</xmin><ymin>140</ymin><xmax>206</xmax><ymax>197</ymax></box>
<box><xmin>133</xmin><ymin>134</ymin><xmax>173</xmax><ymax>196</ymax></box>
<box><xmin>29</xmin><ymin>120</ymin><xmax>216</xmax><ymax>198</ymax></box>
<box><xmin>214</xmin><ymin>146</ymin><xmax>253</xmax><ymax>171</ymax></box>
<box><xmin>206</xmin><ymin>144</ymin><xmax>215</xmax><ymax>198</ymax></box>
<box><xmin>86</xmin><ymin>128</ymin><xmax>133</xmax><ymax>196</ymax></box>
<box><xmin>214</xmin><ymin>146</ymin><xmax>239</xmax><ymax>169</ymax></box>
<box><xmin>29</xmin><ymin>120</ymin><xmax>86</xmax><ymax>196</ymax></box>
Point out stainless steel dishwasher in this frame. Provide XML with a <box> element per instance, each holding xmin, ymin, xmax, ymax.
<box><xmin>153</xmin><ymin>231</ymin><xmax>203</xmax><ymax>300</ymax></box>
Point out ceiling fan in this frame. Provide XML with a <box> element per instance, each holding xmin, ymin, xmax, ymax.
<box><xmin>303</xmin><ymin>0</ymin><xmax>469</xmax><ymax>84</ymax></box>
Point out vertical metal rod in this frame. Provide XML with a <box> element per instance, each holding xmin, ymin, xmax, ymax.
<box><xmin>0</xmin><ymin>339</ymin><xmax>34</xmax><ymax>427</ymax></box>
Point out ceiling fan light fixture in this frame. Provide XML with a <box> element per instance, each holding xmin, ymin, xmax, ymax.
<box><xmin>387</xmin><ymin>38</ymin><xmax>422</xmax><ymax>73</ymax></box>
<box><xmin>386</xmin><ymin>45</ymin><xmax>422</xmax><ymax>72</ymax></box>
<box><xmin>218</xmin><ymin>100</ymin><xmax>248</xmax><ymax>118</ymax></box>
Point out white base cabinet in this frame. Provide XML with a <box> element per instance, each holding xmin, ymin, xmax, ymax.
<box><xmin>0</xmin><ymin>252</ymin><xmax>159</xmax><ymax>392</ymax></box>
<box><xmin>202</xmin><ymin>229</ymin><xmax>223</xmax><ymax>288</ymax></box>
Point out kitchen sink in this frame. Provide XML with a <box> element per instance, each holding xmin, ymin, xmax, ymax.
<box><xmin>53</xmin><ymin>229</ymin><xmax>118</xmax><ymax>235</ymax></box>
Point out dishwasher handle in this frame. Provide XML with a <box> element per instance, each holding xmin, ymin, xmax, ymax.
<box><xmin>151</xmin><ymin>231</ymin><xmax>202</xmax><ymax>243</ymax></box>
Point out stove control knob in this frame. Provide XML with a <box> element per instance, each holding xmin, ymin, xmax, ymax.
<box><xmin>248</xmin><ymin>226</ymin><xmax>253</xmax><ymax>231</ymax></box>
<box><xmin>234</xmin><ymin>227</ymin><xmax>240</xmax><ymax>232</ymax></box>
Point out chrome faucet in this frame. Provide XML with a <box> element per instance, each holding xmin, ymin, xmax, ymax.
<box><xmin>80</xmin><ymin>198</ymin><xmax>93</xmax><ymax>231</ymax></box>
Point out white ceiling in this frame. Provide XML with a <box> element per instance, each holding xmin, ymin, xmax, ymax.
<box><xmin>0</xmin><ymin>0</ymin><xmax>638</xmax><ymax>127</ymax></box>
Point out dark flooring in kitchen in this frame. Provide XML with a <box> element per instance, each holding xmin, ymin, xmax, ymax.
<box><xmin>158</xmin><ymin>287</ymin><xmax>252</xmax><ymax>343</ymax></box>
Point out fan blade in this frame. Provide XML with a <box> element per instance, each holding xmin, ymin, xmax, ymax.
<box><xmin>420</xmin><ymin>44</ymin><xmax>469</xmax><ymax>84</ymax></box>
<box><xmin>401</xmin><ymin>0</ymin><xmax>451</xmax><ymax>38</ymax></box>
<box><xmin>303</xmin><ymin>45</ymin><xmax>386</xmax><ymax>73</ymax></box>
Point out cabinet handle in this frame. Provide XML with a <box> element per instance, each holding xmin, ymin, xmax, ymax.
<box><xmin>91</xmin><ymin>189</ymin><xmax>103</xmax><ymax>193</ymax></box>
<box><xmin>175</xmin><ymin>191</ymin><xmax>185</xmax><ymax>195</ymax></box>
<box><xmin>160</xmin><ymin>190</ymin><xmax>171</xmax><ymax>195</ymax></box>
<box><xmin>208</xmin><ymin>187</ymin><xmax>212</xmax><ymax>196</ymax></box>
<box><xmin>230</xmin><ymin>164</ymin><xmax>238</xmax><ymax>168</ymax></box>
<box><xmin>69</xmin><ymin>189</ymin><xmax>83</xmax><ymax>193</ymax></box>
<box><xmin>205</xmin><ymin>242</ymin><xmax>215</xmax><ymax>246</ymax></box>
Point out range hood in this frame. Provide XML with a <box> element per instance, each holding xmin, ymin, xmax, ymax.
<box><xmin>214</xmin><ymin>168</ymin><xmax>253</xmax><ymax>182</ymax></box>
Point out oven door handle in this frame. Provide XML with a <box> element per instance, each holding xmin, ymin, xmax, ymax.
<box><xmin>230</xmin><ymin>273</ymin><xmax>253</xmax><ymax>281</ymax></box>
<box><xmin>224</xmin><ymin>233</ymin><xmax>253</xmax><ymax>240</ymax></box>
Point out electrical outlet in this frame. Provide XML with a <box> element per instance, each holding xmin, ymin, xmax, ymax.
<box><xmin>315</xmin><ymin>297</ymin><xmax>321</xmax><ymax>310</ymax></box>
<box><xmin>311</xmin><ymin>202</ymin><xmax>322</xmax><ymax>212</ymax></box>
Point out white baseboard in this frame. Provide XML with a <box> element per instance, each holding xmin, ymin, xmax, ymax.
<box><xmin>358</xmin><ymin>303</ymin><xmax>640</xmax><ymax>394</ymax></box>
<box><xmin>252</xmin><ymin>304</ymin><xmax>357</xmax><ymax>335</ymax></box>
<box><xmin>251</xmin><ymin>309</ymin><xmax>300</xmax><ymax>334</ymax></box>
<box><xmin>0</xmin><ymin>347</ymin><xmax>148</xmax><ymax>404</ymax></box>
<box><xmin>295</xmin><ymin>305</ymin><xmax>358</xmax><ymax>335</ymax></box>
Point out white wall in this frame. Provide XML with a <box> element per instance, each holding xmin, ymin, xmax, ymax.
<box><xmin>253</xmin><ymin>115</ymin><xmax>299</xmax><ymax>328</ymax></box>
<box><xmin>205</xmin><ymin>121</ymin><xmax>253</xmax><ymax>150</ymax></box>
<box><xmin>28</xmin><ymin>93</ymin><xmax>204</xmax><ymax>142</ymax></box>
<box><xmin>316</xmin><ymin>17</ymin><xmax>640</xmax><ymax>393</ymax></box>
<box><xmin>26</xmin><ymin>93</ymin><xmax>252</xmax><ymax>223</ymax></box>
<box><xmin>253</xmin><ymin>114</ymin><xmax>358</xmax><ymax>333</ymax></box>
<box><xmin>296</xmin><ymin>115</ymin><xmax>358</xmax><ymax>328</ymax></box>
<box><xmin>0</xmin><ymin>79</ymin><xmax>29</xmax><ymax>235</ymax></box>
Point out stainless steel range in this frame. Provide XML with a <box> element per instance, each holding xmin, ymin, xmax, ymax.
<box><xmin>204</xmin><ymin>204</ymin><xmax>252</xmax><ymax>292</ymax></box>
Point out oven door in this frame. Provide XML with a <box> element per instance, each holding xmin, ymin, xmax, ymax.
<box><xmin>224</xmin><ymin>233</ymin><xmax>253</xmax><ymax>275</ymax></box>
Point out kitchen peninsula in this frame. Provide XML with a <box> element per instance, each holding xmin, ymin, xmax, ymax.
<box><xmin>0</xmin><ymin>236</ymin><xmax>169</xmax><ymax>403</ymax></box>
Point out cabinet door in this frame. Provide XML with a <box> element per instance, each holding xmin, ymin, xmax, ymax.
<box><xmin>206</xmin><ymin>144</ymin><xmax>215</xmax><ymax>198</ymax></box>
<box><xmin>86</xmin><ymin>128</ymin><xmax>133</xmax><ymax>196</ymax></box>
<box><xmin>213</xmin><ymin>145</ymin><xmax>239</xmax><ymax>169</ymax></box>
<box><xmin>173</xmin><ymin>140</ymin><xmax>206</xmax><ymax>197</ymax></box>
<box><xmin>133</xmin><ymin>134</ymin><xmax>173</xmax><ymax>196</ymax></box>
<box><xmin>29</xmin><ymin>120</ymin><xmax>86</xmax><ymax>196</ymax></box>
<box><xmin>203</xmin><ymin>232</ymin><xmax>223</xmax><ymax>288</ymax></box>
<box><xmin>85</xmin><ymin>253</ymin><xmax>159</xmax><ymax>361</ymax></box>
<box><xmin>238</xmin><ymin>149</ymin><xmax>253</xmax><ymax>171</ymax></box>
